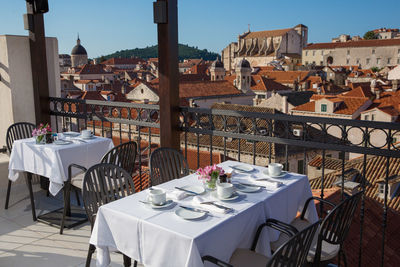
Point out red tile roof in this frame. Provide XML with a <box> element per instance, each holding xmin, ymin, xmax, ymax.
<box><xmin>304</xmin><ymin>38</ymin><xmax>400</xmax><ymax>50</ymax></box>
<box><xmin>257</xmin><ymin>71</ymin><xmax>310</xmax><ymax>84</ymax></box>
<box><xmin>78</xmin><ymin>64</ymin><xmax>109</xmax><ymax>75</ymax></box>
<box><xmin>243</xmin><ymin>28</ymin><xmax>292</xmax><ymax>39</ymax></box>
<box><xmin>101</xmin><ymin>57</ymin><xmax>145</xmax><ymax>65</ymax></box>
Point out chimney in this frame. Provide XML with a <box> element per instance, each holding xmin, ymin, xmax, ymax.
<box><xmin>376</xmin><ymin>90</ymin><xmax>381</xmax><ymax>99</ymax></box>
<box><xmin>393</xmin><ymin>80</ymin><xmax>399</xmax><ymax>91</ymax></box>
<box><xmin>146</xmin><ymin>74</ymin><xmax>152</xmax><ymax>82</ymax></box>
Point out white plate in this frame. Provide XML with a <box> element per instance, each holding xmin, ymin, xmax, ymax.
<box><xmin>231</xmin><ymin>164</ymin><xmax>254</xmax><ymax>173</ymax></box>
<box><xmin>180</xmin><ymin>185</ymin><xmax>205</xmax><ymax>195</ymax></box>
<box><xmin>175</xmin><ymin>207</ymin><xmax>206</xmax><ymax>220</ymax></box>
<box><xmin>79</xmin><ymin>134</ymin><xmax>96</xmax><ymax>140</ymax></box>
<box><xmin>262</xmin><ymin>169</ymin><xmax>288</xmax><ymax>178</ymax></box>
<box><xmin>62</xmin><ymin>132</ymin><xmax>80</xmax><ymax>137</ymax></box>
<box><xmin>150</xmin><ymin>199</ymin><xmax>174</xmax><ymax>209</ymax></box>
<box><xmin>211</xmin><ymin>191</ymin><xmax>240</xmax><ymax>201</ymax></box>
<box><xmin>233</xmin><ymin>183</ymin><xmax>261</xmax><ymax>193</ymax></box>
<box><xmin>54</xmin><ymin>140</ymin><xmax>73</xmax><ymax>145</ymax></box>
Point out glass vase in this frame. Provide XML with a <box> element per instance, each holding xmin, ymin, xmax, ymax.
<box><xmin>202</xmin><ymin>178</ymin><xmax>217</xmax><ymax>191</ymax></box>
<box><xmin>35</xmin><ymin>135</ymin><xmax>45</xmax><ymax>145</ymax></box>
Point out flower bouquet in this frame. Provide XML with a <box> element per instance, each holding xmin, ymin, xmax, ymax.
<box><xmin>196</xmin><ymin>164</ymin><xmax>225</xmax><ymax>190</ymax></box>
<box><xmin>32</xmin><ymin>123</ymin><xmax>52</xmax><ymax>144</ymax></box>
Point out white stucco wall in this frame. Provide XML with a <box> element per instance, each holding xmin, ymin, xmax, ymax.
<box><xmin>0</xmin><ymin>35</ymin><xmax>60</xmax><ymax>148</ymax></box>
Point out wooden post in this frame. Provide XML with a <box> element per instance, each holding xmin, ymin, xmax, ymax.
<box><xmin>26</xmin><ymin>2</ymin><xmax>50</xmax><ymax>125</ymax></box>
<box><xmin>156</xmin><ymin>0</ymin><xmax>180</xmax><ymax>150</ymax></box>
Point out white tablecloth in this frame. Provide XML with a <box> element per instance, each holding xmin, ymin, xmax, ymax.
<box><xmin>8</xmin><ymin>136</ymin><xmax>114</xmax><ymax>196</ymax></box>
<box><xmin>90</xmin><ymin>160</ymin><xmax>318</xmax><ymax>267</ymax></box>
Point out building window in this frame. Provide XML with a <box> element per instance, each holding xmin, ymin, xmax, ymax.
<box><xmin>321</xmin><ymin>51</ymin><xmax>324</xmax><ymax>55</ymax></box>
<box><xmin>398</xmin><ymin>49</ymin><xmax>400</xmax><ymax>54</ymax></box>
<box><xmin>346</xmin><ymin>59</ymin><xmax>350</xmax><ymax>64</ymax></box>
<box><xmin>398</xmin><ymin>58</ymin><xmax>400</xmax><ymax>64</ymax></box>
<box><xmin>305</xmin><ymin>51</ymin><xmax>308</xmax><ymax>56</ymax></box>
<box><xmin>371</xmin><ymin>114</ymin><xmax>375</xmax><ymax>121</ymax></box>
<box><xmin>356</xmin><ymin>59</ymin><xmax>360</xmax><ymax>64</ymax></box>
<box><xmin>321</xmin><ymin>104</ymin><xmax>327</xmax><ymax>112</ymax></box>
<box><xmin>388</xmin><ymin>58</ymin><xmax>391</xmax><ymax>64</ymax></box>
<box><xmin>320</xmin><ymin>61</ymin><xmax>323</xmax><ymax>65</ymax></box>
<box><xmin>347</xmin><ymin>50</ymin><xmax>350</xmax><ymax>55</ymax></box>
<box><xmin>305</xmin><ymin>61</ymin><xmax>309</xmax><ymax>65</ymax></box>
<box><xmin>377</xmin><ymin>58</ymin><xmax>381</xmax><ymax>64</ymax></box>
<box><xmin>365</xmin><ymin>115</ymin><xmax>369</xmax><ymax>120</ymax></box>
<box><xmin>312</xmin><ymin>51</ymin><xmax>316</xmax><ymax>56</ymax></box>
<box><xmin>372</xmin><ymin>49</ymin><xmax>375</xmax><ymax>54</ymax></box>
<box><xmin>141</xmin><ymin>89</ymin><xmax>144</xmax><ymax>94</ymax></box>
<box><xmin>366</xmin><ymin>58</ymin><xmax>370</xmax><ymax>65</ymax></box>
<box><xmin>297</xmin><ymin>160</ymin><xmax>304</xmax><ymax>174</ymax></box>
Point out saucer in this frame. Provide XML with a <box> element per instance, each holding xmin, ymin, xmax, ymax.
<box><xmin>79</xmin><ymin>134</ymin><xmax>95</xmax><ymax>140</ymax></box>
<box><xmin>263</xmin><ymin>169</ymin><xmax>288</xmax><ymax>178</ymax></box>
<box><xmin>211</xmin><ymin>191</ymin><xmax>240</xmax><ymax>201</ymax></box>
<box><xmin>62</xmin><ymin>132</ymin><xmax>80</xmax><ymax>137</ymax></box>
<box><xmin>144</xmin><ymin>199</ymin><xmax>174</xmax><ymax>209</ymax></box>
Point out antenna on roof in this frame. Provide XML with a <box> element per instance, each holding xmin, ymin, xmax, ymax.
<box><xmin>248</xmin><ymin>24</ymin><xmax>251</xmax><ymax>32</ymax></box>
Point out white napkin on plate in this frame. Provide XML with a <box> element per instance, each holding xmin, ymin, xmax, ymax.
<box><xmin>166</xmin><ymin>189</ymin><xmax>188</xmax><ymax>201</ymax></box>
<box><xmin>192</xmin><ymin>196</ymin><xmax>229</xmax><ymax>214</ymax></box>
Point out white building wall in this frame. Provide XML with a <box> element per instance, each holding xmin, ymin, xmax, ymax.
<box><xmin>0</xmin><ymin>35</ymin><xmax>60</xmax><ymax>148</ymax></box>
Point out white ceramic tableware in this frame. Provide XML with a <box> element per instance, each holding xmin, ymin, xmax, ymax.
<box><xmin>148</xmin><ymin>188</ymin><xmax>166</xmax><ymax>205</ymax></box>
<box><xmin>180</xmin><ymin>185</ymin><xmax>205</xmax><ymax>195</ymax></box>
<box><xmin>175</xmin><ymin>207</ymin><xmax>206</xmax><ymax>220</ymax></box>
<box><xmin>268</xmin><ymin>163</ymin><xmax>283</xmax><ymax>176</ymax></box>
<box><xmin>81</xmin><ymin>130</ymin><xmax>92</xmax><ymax>138</ymax></box>
<box><xmin>211</xmin><ymin>191</ymin><xmax>240</xmax><ymax>201</ymax></box>
<box><xmin>233</xmin><ymin>183</ymin><xmax>261</xmax><ymax>193</ymax></box>
<box><xmin>216</xmin><ymin>182</ymin><xmax>234</xmax><ymax>199</ymax></box>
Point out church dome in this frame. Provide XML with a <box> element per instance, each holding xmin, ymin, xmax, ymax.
<box><xmin>236</xmin><ymin>58</ymin><xmax>250</xmax><ymax>69</ymax></box>
<box><xmin>71</xmin><ymin>37</ymin><xmax>87</xmax><ymax>55</ymax></box>
<box><xmin>211</xmin><ymin>58</ymin><xmax>224</xmax><ymax>68</ymax></box>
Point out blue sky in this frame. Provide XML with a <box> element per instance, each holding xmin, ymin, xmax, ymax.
<box><xmin>0</xmin><ymin>0</ymin><xmax>399</xmax><ymax>58</ymax></box>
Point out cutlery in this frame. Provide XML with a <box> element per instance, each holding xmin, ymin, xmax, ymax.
<box><xmin>200</xmin><ymin>201</ymin><xmax>233</xmax><ymax>212</ymax></box>
<box><xmin>175</xmin><ymin>187</ymin><xmax>198</xmax><ymax>195</ymax></box>
<box><xmin>179</xmin><ymin>205</ymin><xmax>209</xmax><ymax>214</ymax></box>
<box><xmin>239</xmin><ymin>182</ymin><xmax>266</xmax><ymax>189</ymax></box>
<box><xmin>139</xmin><ymin>200</ymin><xmax>152</xmax><ymax>204</ymax></box>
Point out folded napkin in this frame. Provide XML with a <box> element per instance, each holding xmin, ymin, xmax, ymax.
<box><xmin>192</xmin><ymin>196</ymin><xmax>230</xmax><ymax>214</ymax></box>
<box><xmin>166</xmin><ymin>189</ymin><xmax>188</xmax><ymax>201</ymax></box>
<box><xmin>252</xmin><ymin>178</ymin><xmax>282</xmax><ymax>189</ymax></box>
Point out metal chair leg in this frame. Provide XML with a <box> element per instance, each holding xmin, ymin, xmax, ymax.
<box><xmin>25</xmin><ymin>173</ymin><xmax>37</xmax><ymax>221</ymax></box>
<box><xmin>341</xmin><ymin>249</ymin><xmax>348</xmax><ymax>267</ymax></box>
<box><xmin>75</xmin><ymin>188</ymin><xmax>81</xmax><ymax>206</ymax></box>
<box><xmin>60</xmin><ymin>182</ymin><xmax>71</xmax><ymax>234</ymax></box>
<box><xmin>5</xmin><ymin>180</ymin><xmax>12</xmax><ymax>209</ymax></box>
<box><xmin>123</xmin><ymin>254</ymin><xmax>131</xmax><ymax>267</ymax></box>
<box><xmin>85</xmin><ymin>244</ymin><xmax>96</xmax><ymax>267</ymax></box>
<box><xmin>133</xmin><ymin>260</ymin><xmax>138</xmax><ymax>267</ymax></box>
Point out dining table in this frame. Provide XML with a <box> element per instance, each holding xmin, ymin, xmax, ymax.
<box><xmin>8</xmin><ymin>133</ymin><xmax>114</xmax><ymax>226</ymax></box>
<box><xmin>90</xmin><ymin>160</ymin><xmax>318</xmax><ymax>267</ymax></box>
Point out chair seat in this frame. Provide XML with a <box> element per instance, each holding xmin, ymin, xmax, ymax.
<box><xmin>270</xmin><ymin>218</ymin><xmax>340</xmax><ymax>262</ymax></box>
<box><xmin>71</xmin><ymin>172</ymin><xmax>85</xmax><ymax>189</ymax></box>
<box><xmin>229</xmin><ymin>248</ymin><xmax>270</xmax><ymax>267</ymax></box>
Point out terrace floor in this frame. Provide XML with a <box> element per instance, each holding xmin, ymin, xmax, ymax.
<box><xmin>0</xmin><ymin>183</ymin><xmax>143</xmax><ymax>267</ymax></box>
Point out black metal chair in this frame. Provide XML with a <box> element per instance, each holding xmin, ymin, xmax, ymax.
<box><xmin>202</xmin><ymin>219</ymin><xmax>320</xmax><ymax>267</ymax></box>
<box><xmin>270</xmin><ymin>190</ymin><xmax>363</xmax><ymax>267</ymax></box>
<box><xmin>60</xmin><ymin>141</ymin><xmax>137</xmax><ymax>234</ymax></box>
<box><xmin>82</xmin><ymin>163</ymin><xmax>137</xmax><ymax>267</ymax></box>
<box><xmin>149</xmin><ymin>147</ymin><xmax>189</xmax><ymax>186</ymax></box>
<box><xmin>4</xmin><ymin>122</ymin><xmax>35</xmax><ymax>210</ymax></box>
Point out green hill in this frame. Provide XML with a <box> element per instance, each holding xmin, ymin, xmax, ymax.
<box><xmin>97</xmin><ymin>44</ymin><xmax>219</xmax><ymax>61</ymax></box>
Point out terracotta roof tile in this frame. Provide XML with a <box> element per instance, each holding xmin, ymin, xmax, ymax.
<box><xmin>243</xmin><ymin>28</ymin><xmax>292</xmax><ymax>39</ymax></box>
<box><xmin>101</xmin><ymin>57</ymin><xmax>144</xmax><ymax>65</ymax></box>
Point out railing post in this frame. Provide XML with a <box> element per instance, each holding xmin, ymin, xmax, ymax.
<box><xmin>26</xmin><ymin>1</ymin><xmax>50</xmax><ymax>125</ymax></box>
<box><xmin>154</xmin><ymin>0</ymin><xmax>180</xmax><ymax>150</ymax></box>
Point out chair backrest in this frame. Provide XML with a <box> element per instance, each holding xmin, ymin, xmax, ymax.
<box><xmin>267</xmin><ymin>220</ymin><xmax>320</xmax><ymax>267</ymax></box>
<box><xmin>101</xmin><ymin>141</ymin><xmax>137</xmax><ymax>176</ymax></box>
<box><xmin>82</xmin><ymin>163</ymin><xmax>136</xmax><ymax>227</ymax></box>
<box><xmin>6</xmin><ymin>122</ymin><xmax>35</xmax><ymax>154</ymax></box>
<box><xmin>149</xmin><ymin>147</ymin><xmax>189</xmax><ymax>186</ymax></box>
<box><xmin>314</xmin><ymin>190</ymin><xmax>363</xmax><ymax>263</ymax></box>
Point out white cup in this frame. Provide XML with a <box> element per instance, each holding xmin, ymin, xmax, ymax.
<box><xmin>217</xmin><ymin>182</ymin><xmax>234</xmax><ymax>199</ymax></box>
<box><xmin>149</xmin><ymin>189</ymin><xmax>166</xmax><ymax>205</ymax></box>
<box><xmin>81</xmin><ymin>130</ymin><xmax>92</xmax><ymax>138</ymax></box>
<box><xmin>268</xmin><ymin>163</ymin><xmax>283</xmax><ymax>176</ymax></box>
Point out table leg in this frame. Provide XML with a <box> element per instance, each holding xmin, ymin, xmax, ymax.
<box><xmin>25</xmin><ymin>172</ymin><xmax>37</xmax><ymax>221</ymax></box>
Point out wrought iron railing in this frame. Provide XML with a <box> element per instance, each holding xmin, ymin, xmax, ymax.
<box><xmin>49</xmin><ymin>97</ymin><xmax>400</xmax><ymax>267</ymax></box>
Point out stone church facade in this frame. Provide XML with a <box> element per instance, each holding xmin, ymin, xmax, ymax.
<box><xmin>222</xmin><ymin>24</ymin><xmax>308</xmax><ymax>71</ymax></box>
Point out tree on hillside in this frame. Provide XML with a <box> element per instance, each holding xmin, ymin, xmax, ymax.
<box><xmin>364</xmin><ymin>31</ymin><xmax>377</xmax><ymax>40</ymax></box>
